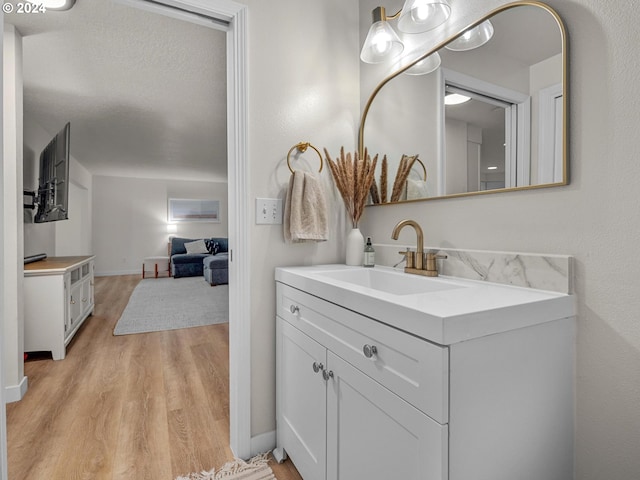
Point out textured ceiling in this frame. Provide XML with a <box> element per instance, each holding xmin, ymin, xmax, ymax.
<box><xmin>6</xmin><ymin>0</ymin><xmax>227</xmax><ymax>182</ymax></box>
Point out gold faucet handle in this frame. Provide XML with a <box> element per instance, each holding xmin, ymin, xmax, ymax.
<box><xmin>398</xmin><ymin>250</ymin><xmax>416</xmax><ymax>269</ymax></box>
<box><xmin>425</xmin><ymin>253</ymin><xmax>447</xmax><ymax>276</ymax></box>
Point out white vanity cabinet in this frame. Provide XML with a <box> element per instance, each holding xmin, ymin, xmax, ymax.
<box><xmin>275</xmin><ymin>266</ymin><xmax>575</xmax><ymax>480</ymax></box>
<box><xmin>275</xmin><ymin>283</ymin><xmax>447</xmax><ymax>480</ymax></box>
<box><xmin>24</xmin><ymin>256</ymin><xmax>95</xmax><ymax>360</ymax></box>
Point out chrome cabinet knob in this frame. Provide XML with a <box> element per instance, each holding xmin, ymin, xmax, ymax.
<box><xmin>290</xmin><ymin>305</ymin><xmax>300</xmax><ymax>314</ymax></box>
<box><xmin>363</xmin><ymin>344</ymin><xmax>378</xmax><ymax>359</ymax></box>
<box><xmin>322</xmin><ymin>369</ymin><xmax>334</xmax><ymax>381</ymax></box>
<box><xmin>312</xmin><ymin>361</ymin><xmax>324</xmax><ymax>373</ymax></box>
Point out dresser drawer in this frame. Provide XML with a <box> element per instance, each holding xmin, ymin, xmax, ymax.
<box><xmin>277</xmin><ymin>282</ymin><xmax>449</xmax><ymax>423</ymax></box>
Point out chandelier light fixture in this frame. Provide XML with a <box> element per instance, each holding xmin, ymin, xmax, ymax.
<box><xmin>445</xmin><ymin>20</ymin><xmax>494</xmax><ymax>51</ymax></box>
<box><xmin>404</xmin><ymin>51</ymin><xmax>441</xmax><ymax>75</ymax></box>
<box><xmin>39</xmin><ymin>0</ymin><xmax>77</xmax><ymax>10</ymax></box>
<box><xmin>360</xmin><ymin>0</ymin><xmax>452</xmax><ymax>64</ymax></box>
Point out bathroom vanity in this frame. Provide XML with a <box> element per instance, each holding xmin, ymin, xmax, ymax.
<box><xmin>274</xmin><ymin>265</ymin><xmax>575</xmax><ymax>480</ymax></box>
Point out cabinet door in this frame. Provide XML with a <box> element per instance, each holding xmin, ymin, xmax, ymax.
<box><xmin>277</xmin><ymin>318</ymin><xmax>327</xmax><ymax>480</ymax></box>
<box><xmin>81</xmin><ymin>277</ymin><xmax>92</xmax><ymax>316</ymax></box>
<box><xmin>69</xmin><ymin>280</ymin><xmax>83</xmax><ymax>331</ymax></box>
<box><xmin>326</xmin><ymin>352</ymin><xmax>448</xmax><ymax>480</ymax></box>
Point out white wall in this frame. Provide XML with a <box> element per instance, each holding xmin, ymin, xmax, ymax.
<box><xmin>55</xmin><ymin>182</ymin><xmax>91</xmax><ymax>256</ymax></box>
<box><xmin>23</xmin><ymin>118</ymin><xmax>93</xmax><ymax>258</ymax></box>
<box><xmin>0</xmin><ymin>16</ymin><xmax>6</xmax><ymax>480</ymax></box>
<box><xmin>92</xmin><ymin>175</ymin><xmax>228</xmax><ymax>276</ymax></box>
<box><xmin>2</xmin><ymin>24</ymin><xmax>25</xmax><ymax>403</ymax></box>
<box><xmin>358</xmin><ymin>1</ymin><xmax>640</xmax><ymax>479</ymax></box>
<box><xmin>242</xmin><ymin>0</ymin><xmax>360</xmax><ymax>437</ymax></box>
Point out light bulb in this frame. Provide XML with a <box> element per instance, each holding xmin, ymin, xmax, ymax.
<box><xmin>398</xmin><ymin>0</ymin><xmax>451</xmax><ymax>34</ymax></box>
<box><xmin>373</xmin><ymin>32</ymin><xmax>393</xmax><ymax>54</ymax></box>
<box><xmin>360</xmin><ymin>18</ymin><xmax>404</xmax><ymax>63</ymax></box>
<box><xmin>39</xmin><ymin>0</ymin><xmax>75</xmax><ymax>9</ymax></box>
<box><xmin>413</xmin><ymin>5</ymin><xmax>430</xmax><ymax>21</ymax></box>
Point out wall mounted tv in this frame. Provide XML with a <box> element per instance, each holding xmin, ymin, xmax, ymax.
<box><xmin>24</xmin><ymin>122</ymin><xmax>71</xmax><ymax>223</ymax></box>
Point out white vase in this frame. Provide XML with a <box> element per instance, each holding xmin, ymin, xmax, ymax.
<box><xmin>345</xmin><ymin>227</ymin><xmax>365</xmax><ymax>266</ymax></box>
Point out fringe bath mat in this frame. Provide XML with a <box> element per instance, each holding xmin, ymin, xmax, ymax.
<box><xmin>175</xmin><ymin>453</ymin><xmax>275</xmax><ymax>480</ymax></box>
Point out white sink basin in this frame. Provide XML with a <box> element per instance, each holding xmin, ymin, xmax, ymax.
<box><xmin>276</xmin><ymin>264</ymin><xmax>575</xmax><ymax>345</ymax></box>
<box><xmin>315</xmin><ymin>267</ymin><xmax>464</xmax><ymax>296</ymax></box>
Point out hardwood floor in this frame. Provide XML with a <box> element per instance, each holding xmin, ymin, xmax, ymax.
<box><xmin>6</xmin><ymin>275</ymin><xmax>301</xmax><ymax>480</ymax></box>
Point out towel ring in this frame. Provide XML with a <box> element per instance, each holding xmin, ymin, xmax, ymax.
<box><xmin>287</xmin><ymin>142</ymin><xmax>323</xmax><ymax>174</ymax></box>
<box><xmin>412</xmin><ymin>158</ymin><xmax>427</xmax><ymax>181</ymax></box>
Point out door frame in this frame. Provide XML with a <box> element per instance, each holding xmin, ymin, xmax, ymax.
<box><xmin>0</xmin><ymin>0</ymin><xmax>252</xmax><ymax>474</ymax></box>
<box><xmin>125</xmin><ymin>0</ymin><xmax>252</xmax><ymax>459</ymax></box>
<box><xmin>441</xmin><ymin>68</ymin><xmax>531</xmax><ymax>191</ymax></box>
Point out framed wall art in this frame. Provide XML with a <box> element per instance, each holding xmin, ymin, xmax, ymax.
<box><xmin>168</xmin><ymin>198</ymin><xmax>220</xmax><ymax>223</ymax></box>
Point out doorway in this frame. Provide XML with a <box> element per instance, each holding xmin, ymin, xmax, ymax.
<box><xmin>0</xmin><ymin>2</ymin><xmax>250</xmax><ymax>477</ymax></box>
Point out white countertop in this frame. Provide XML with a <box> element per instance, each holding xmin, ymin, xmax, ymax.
<box><xmin>276</xmin><ymin>264</ymin><xmax>575</xmax><ymax>345</ymax></box>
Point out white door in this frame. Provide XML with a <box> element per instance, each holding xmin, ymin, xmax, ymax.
<box><xmin>277</xmin><ymin>319</ymin><xmax>327</xmax><ymax>480</ymax></box>
<box><xmin>538</xmin><ymin>83</ymin><xmax>564</xmax><ymax>183</ymax></box>
<box><xmin>326</xmin><ymin>352</ymin><xmax>448</xmax><ymax>480</ymax></box>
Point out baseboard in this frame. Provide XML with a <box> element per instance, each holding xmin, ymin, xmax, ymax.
<box><xmin>4</xmin><ymin>376</ymin><xmax>28</xmax><ymax>404</ymax></box>
<box><xmin>250</xmin><ymin>430</ymin><xmax>276</xmax><ymax>457</ymax></box>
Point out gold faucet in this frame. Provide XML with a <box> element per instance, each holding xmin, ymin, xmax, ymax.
<box><xmin>391</xmin><ymin>220</ymin><xmax>425</xmax><ymax>270</ymax></box>
<box><xmin>391</xmin><ymin>219</ymin><xmax>447</xmax><ymax>277</ymax></box>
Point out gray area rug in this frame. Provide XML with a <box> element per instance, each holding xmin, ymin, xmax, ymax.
<box><xmin>114</xmin><ymin>277</ymin><xmax>228</xmax><ymax>335</ymax></box>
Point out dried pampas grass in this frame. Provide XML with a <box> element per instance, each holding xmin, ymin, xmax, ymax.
<box><xmin>324</xmin><ymin>147</ymin><xmax>378</xmax><ymax>227</ymax></box>
<box><xmin>390</xmin><ymin>154</ymin><xmax>419</xmax><ymax>202</ymax></box>
<box><xmin>369</xmin><ymin>153</ymin><xmax>419</xmax><ymax>204</ymax></box>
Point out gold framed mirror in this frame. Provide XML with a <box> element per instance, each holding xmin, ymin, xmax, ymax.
<box><xmin>359</xmin><ymin>1</ymin><xmax>568</xmax><ymax>204</ymax></box>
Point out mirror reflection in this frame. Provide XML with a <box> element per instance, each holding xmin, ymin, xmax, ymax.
<box><xmin>362</xmin><ymin>3</ymin><xmax>566</xmax><ymax>204</ymax></box>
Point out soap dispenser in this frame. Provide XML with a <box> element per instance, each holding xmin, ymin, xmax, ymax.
<box><xmin>363</xmin><ymin>237</ymin><xmax>375</xmax><ymax>268</ymax></box>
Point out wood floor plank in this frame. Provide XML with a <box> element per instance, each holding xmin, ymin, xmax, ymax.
<box><xmin>6</xmin><ymin>274</ymin><xmax>301</xmax><ymax>480</ymax></box>
<box><xmin>113</xmin><ymin>396</ymin><xmax>172</xmax><ymax>480</ymax></box>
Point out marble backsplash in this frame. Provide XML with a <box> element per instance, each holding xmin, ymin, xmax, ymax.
<box><xmin>373</xmin><ymin>243</ymin><xmax>573</xmax><ymax>294</ymax></box>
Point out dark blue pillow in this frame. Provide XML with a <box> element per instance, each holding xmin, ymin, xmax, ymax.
<box><xmin>204</xmin><ymin>239</ymin><xmax>220</xmax><ymax>255</ymax></box>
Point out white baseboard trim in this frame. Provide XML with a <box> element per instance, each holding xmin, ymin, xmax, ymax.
<box><xmin>4</xmin><ymin>376</ymin><xmax>28</xmax><ymax>404</ymax></box>
<box><xmin>250</xmin><ymin>430</ymin><xmax>276</xmax><ymax>457</ymax></box>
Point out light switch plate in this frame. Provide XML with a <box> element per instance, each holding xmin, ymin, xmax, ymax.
<box><xmin>256</xmin><ymin>198</ymin><xmax>283</xmax><ymax>225</ymax></box>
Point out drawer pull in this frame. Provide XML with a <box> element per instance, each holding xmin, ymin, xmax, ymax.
<box><xmin>312</xmin><ymin>362</ymin><xmax>324</xmax><ymax>373</ymax></box>
<box><xmin>363</xmin><ymin>344</ymin><xmax>378</xmax><ymax>359</ymax></box>
<box><xmin>290</xmin><ymin>305</ymin><xmax>300</xmax><ymax>314</ymax></box>
<box><xmin>322</xmin><ymin>369</ymin><xmax>334</xmax><ymax>381</ymax></box>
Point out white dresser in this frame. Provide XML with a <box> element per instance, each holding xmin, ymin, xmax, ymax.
<box><xmin>24</xmin><ymin>256</ymin><xmax>95</xmax><ymax>360</ymax></box>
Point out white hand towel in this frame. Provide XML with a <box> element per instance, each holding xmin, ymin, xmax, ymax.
<box><xmin>284</xmin><ymin>171</ymin><xmax>329</xmax><ymax>243</ymax></box>
<box><xmin>406</xmin><ymin>178</ymin><xmax>429</xmax><ymax>200</ymax></box>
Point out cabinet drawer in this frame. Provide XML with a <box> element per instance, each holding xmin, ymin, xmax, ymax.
<box><xmin>277</xmin><ymin>283</ymin><xmax>449</xmax><ymax>423</ymax></box>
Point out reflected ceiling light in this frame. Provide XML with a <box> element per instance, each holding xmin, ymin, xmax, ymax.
<box><xmin>444</xmin><ymin>93</ymin><xmax>471</xmax><ymax>105</ymax></box>
<box><xmin>487</xmin><ymin>166</ymin><xmax>498</xmax><ymax>170</ymax></box>
<box><xmin>361</xmin><ymin>1</ymin><xmax>452</xmax><ymax>64</ymax></box>
<box><xmin>445</xmin><ymin>20</ymin><xmax>494</xmax><ymax>51</ymax></box>
<box><xmin>38</xmin><ymin>0</ymin><xmax>76</xmax><ymax>10</ymax></box>
<box><xmin>405</xmin><ymin>52</ymin><xmax>441</xmax><ymax>75</ymax></box>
